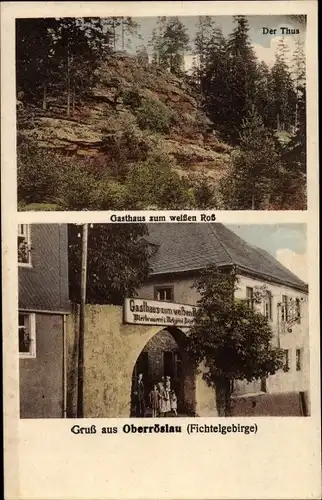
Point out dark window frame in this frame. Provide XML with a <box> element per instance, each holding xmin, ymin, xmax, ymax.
<box><xmin>296</xmin><ymin>348</ymin><xmax>302</xmax><ymax>371</ymax></box>
<box><xmin>283</xmin><ymin>349</ymin><xmax>289</xmax><ymax>372</ymax></box>
<box><xmin>264</xmin><ymin>292</ymin><xmax>273</xmax><ymax>321</ymax></box>
<box><xmin>246</xmin><ymin>286</ymin><xmax>254</xmax><ymax>309</ymax></box>
<box><xmin>154</xmin><ymin>285</ymin><xmax>174</xmax><ymax>302</ymax></box>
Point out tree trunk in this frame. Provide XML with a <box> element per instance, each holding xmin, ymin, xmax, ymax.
<box><xmin>72</xmin><ymin>83</ymin><xmax>76</xmax><ymax>117</ymax></box>
<box><xmin>113</xmin><ymin>25</ymin><xmax>116</xmax><ymax>50</ymax></box>
<box><xmin>66</xmin><ymin>51</ymin><xmax>71</xmax><ymax>117</ymax></box>
<box><xmin>251</xmin><ymin>193</ymin><xmax>255</xmax><ymax>210</ymax></box>
<box><xmin>42</xmin><ymin>82</ymin><xmax>47</xmax><ymax>111</ymax></box>
<box><xmin>224</xmin><ymin>378</ymin><xmax>232</xmax><ymax>417</ymax></box>
<box><xmin>121</xmin><ymin>20</ymin><xmax>124</xmax><ymax>50</ymax></box>
<box><xmin>215</xmin><ymin>377</ymin><xmax>232</xmax><ymax>417</ymax></box>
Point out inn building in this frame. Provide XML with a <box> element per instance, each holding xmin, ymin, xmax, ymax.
<box><xmin>132</xmin><ymin>224</ymin><xmax>309</xmax><ymax>416</ymax></box>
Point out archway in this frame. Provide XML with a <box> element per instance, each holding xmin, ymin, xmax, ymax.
<box><xmin>130</xmin><ymin>327</ymin><xmax>196</xmax><ymax>417</ymax></box>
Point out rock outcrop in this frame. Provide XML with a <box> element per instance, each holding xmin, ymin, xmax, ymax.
<box><xmin>17</xmin><ymin>52</ymin><xmax>231</xmax><ymax>181</ymax></box>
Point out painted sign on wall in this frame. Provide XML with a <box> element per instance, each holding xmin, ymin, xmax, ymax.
<box><xmin>124</xmin><ymin>298</ymin><xmax>199</xmax><ymax>327</ymax></box>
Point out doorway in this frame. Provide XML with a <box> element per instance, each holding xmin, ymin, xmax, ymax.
<box><xmin>130</xmin><ymin>328</ymin><xmax>196</xmax><ymax>416</ymax></box>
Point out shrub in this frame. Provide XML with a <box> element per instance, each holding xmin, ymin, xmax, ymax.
<box><xmin>102</xmin><ymin>124</ymin><xmax>150</xmax><ymax>179</ymax></box>
<box><xmin>135</xmin><ymin>98</ymin><xmax>174</xmax><ymax>133</ymax></box>
<box><xmin>121</xmin><ymin>87</ymin><xmax>142</xmax><ymax>109</ymax></box>
<box><xmin>125</xmin><ymin>157</ymin><xmax>193</xmax><ymax>209</ymax></box>
<box><xmin>57</xmin><ymin>164</ymin><xmax>100</xmax><ymax>210</ymax></box>
<box><xmin>17</xmin><ymin>144</ymin><xmax>61</xmax><ymax>205</ymax></box>
<box><xmin>192</xmin><ymin>174</ymin><xmax>217</xmax><ymax>209</ymax></box>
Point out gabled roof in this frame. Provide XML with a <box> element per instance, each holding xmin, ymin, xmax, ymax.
<box><xmin>144</xmin><ymin>224</ymin><xmax>308</xmax><ymax>293</ymax></box>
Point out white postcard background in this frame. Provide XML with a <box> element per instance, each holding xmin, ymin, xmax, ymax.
<box><xmin>1</xmin><ymin>2</ymin><xmax>320</xmax><ymax>499</ymax></box>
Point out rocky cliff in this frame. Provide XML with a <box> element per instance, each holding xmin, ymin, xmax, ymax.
<box><xmin>17</xmin><ymin>52</ymin><xmax>231</xmax><ymax>184</ymax></box>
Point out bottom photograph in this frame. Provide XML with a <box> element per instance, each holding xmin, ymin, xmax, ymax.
<box><xmin>18</xmin><ymin>222</ymin><xmax>309</xmax><ymax>419</ymax></box>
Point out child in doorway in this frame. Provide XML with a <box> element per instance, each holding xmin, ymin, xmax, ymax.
<box><xmin>149</xmin><ymin>384</ymin><xmax>159</xmax><ymax>418</ymax></box>
<box><xmin>170</xmin><ymin>389</ymin><xmax>177</xmax><ymax>416</ymax></box>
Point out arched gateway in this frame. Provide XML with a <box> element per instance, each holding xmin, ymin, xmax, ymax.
<box><xmin>67</xmin><ymin>305</ymin><xmax>218</xmax><ymax>418</ymax></box>
<box><xmin>130</xmin><ymin>327</ymin><xmax>197</xmax><ymax>417</ymax></box>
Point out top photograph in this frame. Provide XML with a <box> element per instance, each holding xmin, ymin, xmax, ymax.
<box><xmin>16</xmin><ymin>14</ymin><xmax>307</xmax><ymax>211</ymax></box>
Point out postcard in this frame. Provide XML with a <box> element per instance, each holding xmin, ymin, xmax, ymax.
<box><xmin>1</xmin><ymin>2</ymin><xmax>320</xmax><ymax>500</ymax></box>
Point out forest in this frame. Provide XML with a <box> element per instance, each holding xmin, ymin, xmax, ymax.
<box><xmin>16</xmin><ymin>15</ymin><xmax>307</xmax><ymax>210</ymax></box>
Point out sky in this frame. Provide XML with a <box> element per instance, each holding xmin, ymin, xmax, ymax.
<box><xmin>123</xmin><ymin>15</ymin><xmax>306</xmax><ymax>71</ymax></box>
<box><xmin>226</xmin><ymin>224</ymin><xmax>307</xmax><ymax>281</ymax></box>
<box><xmin>225</xmin><ymin>224</ymin><xmax>308</xmax><ymax>283</ymax></box>
<box><xmin>226</xmin><ymin>224</ymin><xmax>307</xmax><ymax>257</ymax></box>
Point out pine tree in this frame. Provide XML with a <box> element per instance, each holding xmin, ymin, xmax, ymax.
<box><xmin>200</xmin><ymin>28</ymin><xmax>227</xmax><ymax>130</ymax></box>
<box><xmin>16</xmin><ymin>18</ymin><xmax>61</xmax><ymax>108</ymax></box>
<box><xmin>224</xmin><ymin>16</ymin><xmax>259</xmax><ymax>143</ymax></box>
<box><xmin>150</xmin><ymin>17</ymin><xmax>189</xmax><ymax>76</ymax></box>
<box><xmin>222</xmin><ymin>106</ymin><xmax>281</xmax><ymax>209</ymax></box>
<box><xmin>16</xmin><ymin>18</ymin><xmax>108</xmax><ymax>115</ymax></box>
<box><xmin>193</xmin><ymin>16</ymin><xmax>226</xmax><ymax>99</ymax></box>
<box><xmin>254</xmin><ymin>61</ymin><xmax>274</xmax><ymax>128</ymax></box>
<box><xmin>121</xmin><ymin>17</ymin><xmax>141</xmax><ymax>50</ymax></box>
<box><xmin>47</xmin><ymin>18</ymin><xmax>107</xmax><ymax>117</ymax></box>
<box><xmin>192</xmin><ymin>16</ymin><xmax>214</xmax><ymax>86</ymax></box>
<box><xmin>136</xmin><ymin>45</ymin><xmax>149</xmax><ymax>66</ymax></box>
<box><xmin>292</xmin><ymin>40</ymin><xmax>306</xmax><ymax>130</ymax></box>
<box><xmin>150</xmin><ymin>17</ymin><xmax>167</xmax><ymax>66</ymax></box>
<box><xmin>270</xmin><ymin>37</ymin><xmax>297</xmax><ymax>132</ymax></box>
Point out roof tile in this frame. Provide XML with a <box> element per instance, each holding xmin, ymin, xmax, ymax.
<box><xmin>144</xmin><ymin>224</ymin><xmax>307</xmax><ymax>292</ymax></box>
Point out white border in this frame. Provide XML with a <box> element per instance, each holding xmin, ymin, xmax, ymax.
<box><xmin>1</xmin><ymin>2</ymin><xmax>320</xmax><ymax>500</ymax></box>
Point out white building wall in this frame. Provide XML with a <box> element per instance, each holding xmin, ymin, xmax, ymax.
<box><xmin>235</xmin><ymin>274</ymin><xmax>309</xmax><ymax>395</ymax></box>
<box><xmin>137</xmin><ymin>272</ymin><xmax>309</xmax><ymax>396</ymax></box>
<box><xmin>137</xmin><ymin>276</ymin><xmax>199</xmax><ymax>306</ymax></box>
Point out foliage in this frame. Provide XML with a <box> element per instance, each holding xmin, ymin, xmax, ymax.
<box><xmin>16</xmin><ymin>16</ymin><xmax>307</xmax><ymax>211</ymax></box>
<box><xmin>189</xmin><ymin>173</ymin><xmax>217</xmax><ymax>209</ymax></box>
<box><xmin>16</xmin><ymin>18</ymin><xmax>109</xmax><ymax>114</ymax></box>
<box><xmin>187</xmin><ymin>265</ymin><xmax>285</xmax><ymax>415</ymax></box>
<box><xmin>101</xmin><ymin>123</ymin><xmax>150</xmax><ymax>179</ymax></box>
<box><xmin>220</xmin><ymin>106</ymin><xmax>280</xmax><ymax>209</ymax></box>
<box><xmin>18</xmin><ymin>203</ymin><xmax>58</xmax><ymax>211</ymax></box>
<box><xmin>16</xmin><ymin>17</ymin><xmax>140</xmax><ymax>115</ymax></box>
<box><xmin>106</xmin><ymin>17</ymin><xmax>141</xmax><ymax>51</ymax></box>
<box><xmin>17</xmin><ymin>143</ymin><xmax>64</xmax><ymax>205</ymax></box>
<box><xmin>17</xmin><ymin>141</ymin><xmax>201</xmax><ymax>210</ymax></box>
<box><xmin>125</xmin><ymin>156</ymin><xmax>194</xmax><ymax>209</ymax></box>
<box><xmin>270</xmin><ymin>37</ymin><xmax>297</xmax><ymax>131</ymax></box>
<box><xmin>135</xmin><ymin>98</ymin><xmax>175</xmax><ymax>133</ymax></box>
<box><xmin>150</xmin><ymin>16</ymin><xmax>189</xmax><ymax>76</ymax></box>
<box><xmin>68</xmin><ymin>224</ymin><xmax>151</xmax><ymax>305</ymax></box>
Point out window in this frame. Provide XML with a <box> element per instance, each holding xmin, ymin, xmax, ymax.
<box><xmin>296</xmin><ymin>298</ymin><xmax>301</xmax><ymax>324</ymax></box>
<box><xmin>154</xmin><ymin>286</ymin><xmax>174</xmax><ymax>302</ymax></box>
<box><xmin>281</xmin><ymin>295</ymin><xmax>289</xmax><ymax>322</ymax></box>
<box><xmin>282</xmin><ymin>349</ymin><xmax>289</xmax><ymax>372</ymax></box>
<box><xmin>18</xmin><ymin>224</ymin><xmax>31</xmax><ymax>266</ymax></box>
<box><xmin>263</xmin><ymin>293</ymin><xmax>272</xmax><ymax>320</ymax></box>
<box><xmin>19</xmin><ymin>313</ymin><xmax>36</xmax><ymax>358</ymax></box>
<box><xmin>246</xmin><ymin>287</ymin><xmax>254</xmax><ymax>309</ymax></box>
<box><xmin>296</xmin><ymin>349</ymin><xmax>302</xmax><ymax>371</ymax></box>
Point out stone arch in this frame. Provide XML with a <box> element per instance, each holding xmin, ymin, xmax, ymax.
<box><xmin>129</xmin><ymin>326</ymin><xmax>197</xmax><ymax>417</ymax></box>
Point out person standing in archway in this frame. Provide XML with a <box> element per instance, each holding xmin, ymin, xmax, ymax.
<box><xmin>133</xmin><ymin>373</ymin><xmax>146</xmax><ymax>418</ymax></box>
<box><xmin>149</xmin><ymin>383</ymin><xmax>159</xmax><ymax>418</ymax></box>
<box><xmin>158</xmin><ymin>381</ymin><xmax>168</xmax><ymax>417</ymax></box>
<box><xmin>165</xmin><ymin>376</ymin><xmax>172</xmax><ymax>415</ymax></box>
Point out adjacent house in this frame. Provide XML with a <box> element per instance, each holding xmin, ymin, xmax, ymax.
<box><xmin>18</xmin><ymin>224</ymin><xmax>70</xmax><ymax>418</ymax></box>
